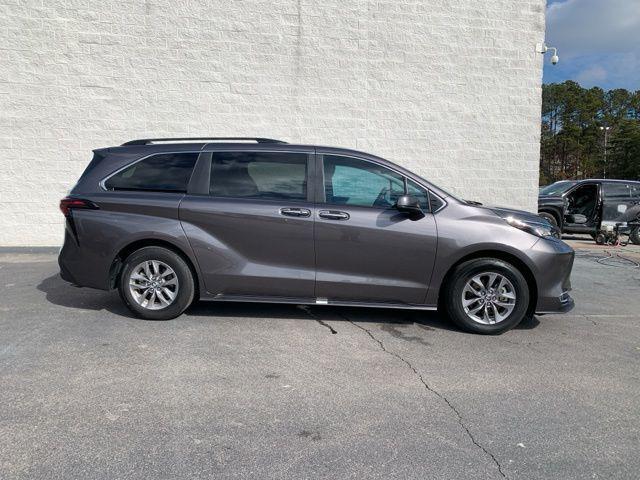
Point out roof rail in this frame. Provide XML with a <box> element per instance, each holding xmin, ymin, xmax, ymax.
<box><xmin>121</xmin><ymin>137</ymin><xmax>288</xmax><ymax>146</ymax></box>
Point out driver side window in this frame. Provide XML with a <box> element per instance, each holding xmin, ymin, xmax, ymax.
<box><xmin>323</xmin><ymin>155</ymin><xmax>405</xmax><ymax>208</ymax></box>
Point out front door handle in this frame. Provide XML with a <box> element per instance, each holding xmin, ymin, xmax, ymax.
<box><xmin>280</xmin><ymin>207</ymin><xmax>311</xmax><ymax>218</ymax></box>
<box><xmin>319</xmin><ymin>210</ymin><xmax>350</xmax><ymax>221</ymax></box>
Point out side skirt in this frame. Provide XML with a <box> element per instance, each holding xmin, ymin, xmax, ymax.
<box><xmin>200</xmin><ymin>294</ymin><xmax>438</xmax><ymax>311</ymax></box>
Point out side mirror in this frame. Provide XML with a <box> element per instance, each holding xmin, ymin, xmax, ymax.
<box><xmin>396</xmin><ymin>195</ymin><xmax>424</xmax><ymax>217</ymax></box>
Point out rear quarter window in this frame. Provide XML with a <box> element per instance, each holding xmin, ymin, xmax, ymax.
<box><xmin>104</xmin><ymin>153</ymin><xmax>199</xmax><ymax>192</ymax></box>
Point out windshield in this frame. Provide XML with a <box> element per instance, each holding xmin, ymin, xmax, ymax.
<box><xmin>539</xmin><ymin>181</ymin><xmax>576</xmax><ymax>196</ymax></box>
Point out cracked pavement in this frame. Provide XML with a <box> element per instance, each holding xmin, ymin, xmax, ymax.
<box><xmin>346</xmin><ymin>319</ymin><xmax>507</xmax><ymax>478</ymax></box>
<box><xmin>1</xmin><ymin>248</ymin><xmax>639</xmax><ymax>479</ymax></box>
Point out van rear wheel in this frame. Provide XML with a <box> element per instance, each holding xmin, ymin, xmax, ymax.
<box><xmin>119</xmin><ymin>246</ymin><xmax>195</xmax><ymax>320</ymax></box>
<box><xmin>444</xmin><ymin>258</ymin><xmax>530</xmax><ymax>334</ymax></box>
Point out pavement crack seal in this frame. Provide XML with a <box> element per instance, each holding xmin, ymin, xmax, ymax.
<box><xmin>347</xmin><ymin>318</ymin><xmax>507</xmax><ymax>479</ymax></box>
<box><xmin>297</xmin><ymin>305</ymin><xmax>337</xmax><ymax>334</ymax></box>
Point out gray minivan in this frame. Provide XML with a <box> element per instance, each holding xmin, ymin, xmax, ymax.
<box><xmin>59</xmin><ymin>137</ymin><xmax>574</xmax><ymax>334</ymax></box>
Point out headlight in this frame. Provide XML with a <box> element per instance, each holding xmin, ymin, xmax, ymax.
<box><xmin>504</xmin><ymin>216</ymin><xmax>560</xmax><ymax>239</ymax></box>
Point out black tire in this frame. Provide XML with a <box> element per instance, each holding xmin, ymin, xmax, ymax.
<box><xmin>443</xmin><ymin>258</ymin><xmax>530</xmax><ymax>335</ymax></box>
<box><xmin>118</xmin><ymin>246</ymin><xmax>195</xmax><ymax>320</ymax></box>
<box><xmin>630</xmin><ymin>227</ymin><xmax>640</xmax><ymax>245</ymax></box>
<box><xmin>538</xmin><ymin>212</ymin><xmax>558</xmax><ymax>228</ymax></box>
<box><xmin>595</xmin><ymin>233</ymin><xmax>606</xmax><ymax>245</ymax></box>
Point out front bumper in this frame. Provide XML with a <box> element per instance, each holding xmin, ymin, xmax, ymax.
<box><xmin>536</xmin><ymin>291</ymin><xmax>575</xmax><ymax>314</ymax></box>
<box><xmin>529</xmin><ymin>237</ymin><xmax>575</xmax><ymax>314</ymax></box>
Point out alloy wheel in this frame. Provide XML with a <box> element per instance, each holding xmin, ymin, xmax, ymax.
<box><xmin>128</xmin><ymin>260</ymin><xmax>179</xmax><ymax>310</ymax></box>
<box><xmin>461</xmin><ymin>272</ymin><xmax>516</xmax><ymax>324</ymax></box>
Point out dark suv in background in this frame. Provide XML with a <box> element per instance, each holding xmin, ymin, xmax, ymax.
<box><xmin>538</xmin><ymin>179</ymin><xmax>640</xmax><ymax>244</ymax></box>
<box><xmin>59</xmin><ymin>137</ymin><xmax>574</xmax><ymax>334</ymax></box>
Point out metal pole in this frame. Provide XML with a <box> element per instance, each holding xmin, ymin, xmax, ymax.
<box><xmin>600</xmin><ymin>126</ymin><xmax>609</xmax><ymax>179</ymax></box>
<box><xmin>603</xmin><ymin>128</ymin><xmax>608</xmax><ymax>179</ymax></box>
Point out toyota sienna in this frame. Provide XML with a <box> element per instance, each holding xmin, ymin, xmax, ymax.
<box><xmin>58</xmin><ymin>137</ymin><xmax>574</xmax><ymax>334</ymax></box>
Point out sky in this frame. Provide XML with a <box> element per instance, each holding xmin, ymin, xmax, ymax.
<box><xmin>543</xmin><ymin>0</ymin><xmax>640</xmax><ymax>91</ymax></box>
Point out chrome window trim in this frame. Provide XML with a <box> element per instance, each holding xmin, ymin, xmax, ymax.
<box><xmin>99</xmin><ymin>148</ymin><xmax>448</xmax><ymax>214</ymax></box>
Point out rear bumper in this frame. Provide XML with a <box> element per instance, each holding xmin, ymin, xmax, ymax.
<box><xmin>58</xmin><ymin>254</ymin><xmax>77</xmax><ymax>284</ymax></box>
<box><xmin>58</xmin><ymin>222</ymin><xmax>112</xmax><ymax>290</ymax></box>
<box><xmin>530</xmin><ymin>238</ymin><xmax>575</xmax><ymax>314</ymax></box>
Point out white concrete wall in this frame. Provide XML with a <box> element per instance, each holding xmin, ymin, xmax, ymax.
<box><xmin>0</xmin><ymin>0</ymin><xmax>546</xmax><ymax>246</ymax></box>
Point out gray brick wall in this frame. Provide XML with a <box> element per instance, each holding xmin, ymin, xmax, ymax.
<box><xmin>0</xmin><ymin>0</ymin><xmax>545</xmax><ymax>246</ymax></box>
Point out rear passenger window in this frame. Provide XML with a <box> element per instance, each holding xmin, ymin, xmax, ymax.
<box><xmin>209</xmin><ymin>152</ymin><xmax>307</xmax><ymax>201</ymax></box>
<box><xmin>603</xmin><ymin>183</ymin><xmax>631</xmax><ymax>198</ymax></box>
<box><xmin>104</xmin><ymin>153</ymin><xmax>198</xmax><ymax>192</ymax></box>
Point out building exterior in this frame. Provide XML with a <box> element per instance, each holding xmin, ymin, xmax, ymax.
<box><xmin>0</xmin><ymin>0</ymin><xmax>546</xmax><ymax>246</ymax></box>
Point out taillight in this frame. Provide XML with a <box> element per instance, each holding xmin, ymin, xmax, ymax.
<box><xmin>59</xmin><ymin>197</ymin><xmax>98</xmax><ymax>216</ymax></box>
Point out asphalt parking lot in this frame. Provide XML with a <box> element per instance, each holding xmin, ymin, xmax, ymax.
<box><xmin>1</xmin><ymin>240</ymin><xmax>639</xmax><ymax>479</ymax></box>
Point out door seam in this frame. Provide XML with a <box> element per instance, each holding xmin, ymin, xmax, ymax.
<box><xmin>177</xmin><ymin>194</ymin><xmax>207</xmax><ymax>295</ymax></box>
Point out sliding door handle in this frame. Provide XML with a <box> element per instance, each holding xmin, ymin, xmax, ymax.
<box><xmin>280</xmin><ymin>207</ymin><xmax>311</xmax><ymax>218</ymax></box>
<box><xmin>319</xmin><ymin>210</ymin><xmax>350</xmax><ymax>221</ymax></box>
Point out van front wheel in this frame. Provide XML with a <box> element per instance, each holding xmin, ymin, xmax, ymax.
<box><xmin>444</xmin><ymin>258</ymin><xmax>530</xmax><ymax>334</ymax></box>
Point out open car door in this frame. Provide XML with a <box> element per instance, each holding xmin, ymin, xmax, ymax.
<box><xmin>563</xmin><ymin>183</ymin><xmax>600</xmax><ymax>233</ymax></box>
<box><xmin>601</xmin><ymin>182</ymin><xmax>640</xmax><ymax>228</ymax></box>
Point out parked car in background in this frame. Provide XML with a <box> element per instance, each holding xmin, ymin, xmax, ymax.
<box><xmin>59</xmin><ymin>137</ymin><xmax>575</xmax><ymax>334</ymax></box>
<box><xmin>538</xmin><ymin>179</ymin><xmax>640</xmax><ymax>244</ymax></box>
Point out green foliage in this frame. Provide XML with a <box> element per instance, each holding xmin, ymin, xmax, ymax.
<box><xmin>540</xmin><ymin>82</ymin><xmax>640</xmax><ymax>185</ymax></box>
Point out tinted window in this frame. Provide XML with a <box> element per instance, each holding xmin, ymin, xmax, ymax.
<box><xmin>323</xmin><ymin>155</ymin><xmax>405</xmax><ymax>208</ymax></box>
<box><xmin>406</xmin><ymin>179</ymin><xmax>430</xmax><ymax>211</ymax></box>
<box><xmin>630</xmin><ymin>183</ymin><xmax>640</xmax><ymax>199</ymax></box>
<box><xmin>603</xmin><ymin>182</ymin><xmax>630</xmax><ymax>198</ymax></box>
<box><xmin>210</xmin><ymin>152</ymin><xmax>307</xmax><ymax>201</ymax></box>
<box><xmin>408</xmin><ymin>178</ymin><xmax>445</xmax><ymax>211</ymax></box>
<box><xmin>104</xmin><ymin>153</ymin><xmax>198</xmax><ymax>192</ymax></box>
